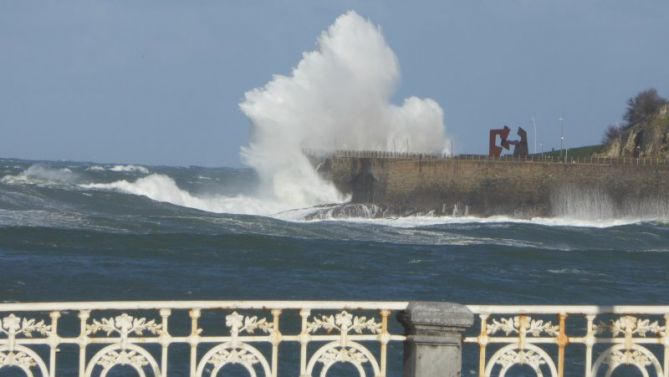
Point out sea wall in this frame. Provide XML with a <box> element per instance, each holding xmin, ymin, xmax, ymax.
<box><xmin>317</xmin><ymin>155</ymin><xmax>669</xmax><ymax>218</ymax></box>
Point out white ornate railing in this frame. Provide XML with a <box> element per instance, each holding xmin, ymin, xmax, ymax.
<box><xmin>0</xmin><ymin>301</ymin><xmax>408</xmax><ymax>377</ymax></box>
<box><xmin>4</xmin><ymin>302</ymin><xmax>669</xmax><ymax>377</ymax></box>
<box><xmin>465</xmin><ymin>305</ymin><xmax>669</xmax><ymax>377</ymax></box>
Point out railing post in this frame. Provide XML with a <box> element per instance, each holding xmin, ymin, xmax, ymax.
<box><xmin>399</xmin><ymin>302</ymin><xmax>474</xmax><ymax>377</ymax></box>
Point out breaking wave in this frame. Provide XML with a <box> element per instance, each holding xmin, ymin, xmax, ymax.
<box><xmin>0</xmin><ymin>165</ymin><xmax>79</xmax><ymax>187</ymax></box>
<box><xmin>296</xmin><ymin>211</ymin><xmax>647</xmax><ymax>229</ymax></box>
<box><xmin>85</xmin><ymin>164</ymin><xmax>149</xmax><ymax>174</ymax></box>
<box><xmin>76</xmin><ymin>174</ymin><xmax>654</xmax><ymax>227</ymax></box>
<box><xmin>80</xmin><ymin>174</ymin><xmax>290</xmax><ymax>216</ymax></box>
<box><xmin>5</xmin><ymin>162</ymin><xmax>660</xmax><ymax>228</ymax></box>
<box><xmin>1</xmin><ymin>162</ymin><xmax>663</xmax><ymax>228</ymax></box>
<box><xmin>238</xmin><ymin>11</ymin><xmax>449</xmax><ymax>211</ymax></box>
<box><xmin>76</xmin><ymin>11</ymin><xmax>452</xmax><ymax>218</ymax></box>
<box><xmin>109</xmin><ymin>165</ymin><xmax>150</xmax><ymax>174</ymax></box>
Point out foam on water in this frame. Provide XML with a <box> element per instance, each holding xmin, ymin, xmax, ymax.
<box><xmin>0</xmin><ymin>208</ymin><xmax>101</xmax><ymax>230</ymax></box>
<box><xmin>0</xmin><ymin>165</ymin><xmax>79</xmax><ymax>187</ymax></box>
<box><xmin>109</xmin><ymin>165</ymin><xmax>150</xmax><ymax>174</ymax></box>
<box><xmin>80</xmin><ymin>174</ymin><xmax>291</xmax><ymax>216</ymax></box>
<box><xmin>84</xmin><ymin>164</ymin><xmax>150</xmax><ymax>174</ymax></box>
<box><xmin>547</xmin><ymin>268</ymin><xmax>606</xmax><ymax>276</ymax></box>
<box><xmin>295</xmin><ymin>213</ymin><xmax>647</xmax><ymax>229</ymax></box>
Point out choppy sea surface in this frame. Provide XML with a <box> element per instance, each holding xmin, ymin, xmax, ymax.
<box><xmin>1</xmin><ymin>157</ymin><xmax>668</xmax><ymax>305</ymax></box>
<box><xmin>2</xmin><ymin>157</ymin><xmax>669</xmax><ymax>377</ymax></box>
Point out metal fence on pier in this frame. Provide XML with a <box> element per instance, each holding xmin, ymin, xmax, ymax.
<box><xmin>303</xmin><ymin>148</ymin><xmax>669</xmax><ymax>168</ymax></box>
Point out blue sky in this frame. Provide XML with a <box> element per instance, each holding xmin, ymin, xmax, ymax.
<box><xmin>1</xmin><ymin>0</ymin><xmax>667</xmax><ymax>166</ymax></box>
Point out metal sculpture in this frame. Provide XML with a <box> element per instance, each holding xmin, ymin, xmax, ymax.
<box><xmin>489</xmin><ymin>126</ymin><xmax>511</xmax><ymax>157</ymax></box>
<box><xmin>489</xmin><ymin>126</ymin><xmax>529</xmax><ymax>157</ymax></box>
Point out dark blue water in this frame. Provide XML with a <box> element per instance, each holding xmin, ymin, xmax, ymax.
<box><xmin>1</xmin><ymin>158</ymin><xmax>668</xmax><ymax>376</ymax></box>
<box><xmin>1</xmin><ymin>157</ymin><xmax>668</xmax><ymax>304</ymax></box>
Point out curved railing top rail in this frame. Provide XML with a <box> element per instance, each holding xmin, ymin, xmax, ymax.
<box><xmin>0</xmin><ymin>300</ymin><xmax>410</xmax><ymax>312</ymax></box>
<box><xmin>2</xmin><ymin>301</ymin><xmax>669</xmax><ymax>313</ymax></box>
<box><xmin>467</xmin><ymin>305</ymin><xmax>669</xmax><ymax>314</ymax></box>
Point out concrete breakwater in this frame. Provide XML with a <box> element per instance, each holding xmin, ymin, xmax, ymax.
<box><xmin>314</xmin><ymin>153</ymin><xmax>669</xmax><ymax>218</ymax></box>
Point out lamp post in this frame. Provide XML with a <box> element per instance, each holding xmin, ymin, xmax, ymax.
<box><xmin>540</xmin><ymin>143</ymin><xmax>543</xmax><ymax>159</ymax></box>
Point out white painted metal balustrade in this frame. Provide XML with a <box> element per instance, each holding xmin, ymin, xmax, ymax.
<box><xmin>3</xmin><ymin>302</ymin><xmax>669</xmax><ymax>377</ymax></box>
<box><xmin>0</xmin><ymin>301</ymin><xmax>408</xmax><ymax>377</ymax></box>
<box><xmin>465</xmin><ymin>305</ymin><xmax>669</xmax><ymax>377</ymax></box>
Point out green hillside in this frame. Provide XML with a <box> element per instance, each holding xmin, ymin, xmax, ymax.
<box><xmin>534</xmin><ymin>144</ymin><xmax>603</xmax><ymax>158</ymax></box>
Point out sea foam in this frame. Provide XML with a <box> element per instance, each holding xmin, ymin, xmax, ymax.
<box><xmin>109</xmin><ymin>165</ymin><xmax>150</xmax><ymax>174</ymax></box>
<box><xmin>80</xmin><ymin>174</ymin><xmax>288</xmax><ymax>215</ymax></box>
<box><xmin>0</xmin><ymin>165</ymin><xmax>79</xmax><ymax>187</ymax></box>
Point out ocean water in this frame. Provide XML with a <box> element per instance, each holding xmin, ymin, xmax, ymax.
<box><xmin>1</xmin><ymin>157</ymin><xmax>669</xmax><ymax>376</ymax></box>
<box><xmin>1</xmin><ymin>157</ymin><xmax>668</xmax><ymax>304</ymax></box>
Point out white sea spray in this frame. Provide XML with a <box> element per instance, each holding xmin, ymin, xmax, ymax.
<box><xmin>74</xmin><ymin>11</ymin><xmax>450</xmax><ymax>217</ymax></box>
<box><xmin>239</xmin><ymin>11</ymin><xmax>449</xmax><ymax>210</ymax></box>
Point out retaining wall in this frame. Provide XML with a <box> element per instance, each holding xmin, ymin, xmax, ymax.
<box><xmin>318</xmin><ymin>156</ymin><xmax>669</xmax><ymax>217</ymax></box>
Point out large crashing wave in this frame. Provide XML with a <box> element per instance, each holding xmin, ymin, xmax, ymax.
<box><xmin>0</xmin><ymin>12</ymin><xmax>451</xmax><ymax>219</ymax></box>
<box><xmin>239</xmin><ymin>10</ymin><xmax>449</xmax><ymax>210</ymax></box>
<box><xmin>61</xmin><ymin>11</ymin><xmax>449</xmax><ymax>217</ymax></box>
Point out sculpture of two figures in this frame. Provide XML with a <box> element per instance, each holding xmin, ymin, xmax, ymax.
<box><xmin>489</xmin><ymin>126</ymin><xmax>529</xmax><ymax>157</ymax></box>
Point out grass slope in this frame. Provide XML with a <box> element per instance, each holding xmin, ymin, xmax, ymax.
<box><xmin>533</xmin><ymin>144</ymin><xmax>604</xmax><ymax>158</ymax></box>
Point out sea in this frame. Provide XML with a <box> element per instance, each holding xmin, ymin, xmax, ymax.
<box><xmin>1</xmin><ymin>157</ymin><xmax>668</xmax><ymax>376</ymax></box>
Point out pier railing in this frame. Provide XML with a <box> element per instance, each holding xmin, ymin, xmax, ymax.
<box><xmin>304</xmin><ymin>148</ymin><xmax>669</xmax><ymax>168</ymax></box>
<box><xmin>0</xmin><ymin>301</ymin><xmax>408</xmax><ymax>377</ymax></box>
<box><xmin>1</xmin><ymin>301</ymin><xmax>669</xmax><ymax>377</ymax></box>
<box><xmin>465</xmin><ymin>305</ymin><xmax>669</xmax><ymax>377</ymax></box>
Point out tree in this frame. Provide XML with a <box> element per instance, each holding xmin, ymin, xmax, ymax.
<box><xmin>602</xmin><ymin>124</ymin><xmax>622</xmax><ymax>145</ymax></box>
<box><xmin>623</xmin><ymin>88</ymin><xmax>668</xmax><ymax>128</ymax></box>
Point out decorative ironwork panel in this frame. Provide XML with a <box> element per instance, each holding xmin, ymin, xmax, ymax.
<box><xmin>0</xmin><ymin>301</ymin><xmax>407</xmax><ymax>377</ymax></box>
<box><xmin>465</xmin><ymin>306</ymin><xmax>669</xmax><ymax>377</ymax></box>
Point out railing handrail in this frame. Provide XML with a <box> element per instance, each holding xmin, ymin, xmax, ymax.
<box><xmin>0</xmin><ymin>300</ymin><xmax>410</xmax><ymax>312</ymax></box>
<box><xmin>3</xmin><ymin>301</ymin><xmax>668</xmax><ymax>313</ymax></box>
<box><xmin>466</xmin><ymin>305</ymin><xmax>669</xmax><ymax>314</ymax></box>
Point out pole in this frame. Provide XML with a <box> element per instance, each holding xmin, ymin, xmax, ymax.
<box><xmin>540</xmin><ymin>143</ymin><xmax>543</xmax><ymax>159</ymax></box>
<box><xmin>532</xmin><ymin>116</ymin><xmax>537</xmax><ymax>154</ymax></box>
<box><xmin>559</xmin><ymin>116</ymin><xmax>564</xmax><ymax>160</ymax></box>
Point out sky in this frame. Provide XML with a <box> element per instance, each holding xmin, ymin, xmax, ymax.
<box><xmin>1</xmin><ymin>0</ymin><xmax>668</xmax><ymax>167</ymax></box>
